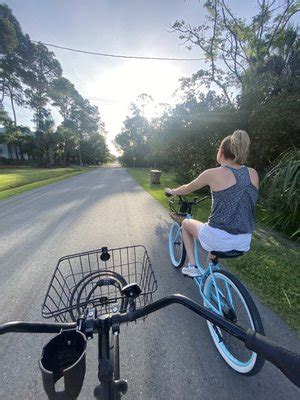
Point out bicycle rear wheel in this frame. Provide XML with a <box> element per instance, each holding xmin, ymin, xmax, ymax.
<box><xmin>203</xmin><ymin>270</ymin><xmax>265</xmax><ymax>375</ymax></box>
<box><xmin>169</xmin><ymin>221</ymin><xmax>186</xmax><ymax>268</ymax></box>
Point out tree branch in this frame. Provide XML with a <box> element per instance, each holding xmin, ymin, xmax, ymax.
<box><xmin>266</xmin><ymin>0</ymin><xmax>298</xmax><ymax>53</ymax></box>
<box><xmin>220</xmin><ymin>0</ymin><xmax>250</xmax><ymax>62</ymax></box>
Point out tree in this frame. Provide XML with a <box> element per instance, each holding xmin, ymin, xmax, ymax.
<box><xmin>67</xmin><ymin>95</ymin><xmax>107</xmax><ymax>164</ymax></box>
<box><xmin>2</xmin><ymin>119</ymin><xmax>21</xmax><ymax>159</ymax></box>
<box><xmin>80</xmin><ymin>132</ymin><xmax>109</xmax><ymax>165</ymax></box>
<box><xmin>16</xmin><ymin>125</ymin><xmax>31</xmax><ymax>161</ymax></box>
<box><xmin>171</xmin><ymin>0</ymin><xmax>299</xmax><ymax>171</ymax></box>
<box><xmin>172</xmin><ymin>0</ymin><xmax>298</xmax><ymax>105</ymax></box>
<box><xmin>33</xmin><ymin>119</ymin><xmax>61</xmax><ymax>167</ymax></box>
<box><xmin>0</xmin><ymin>4</ymin><xmax>33</xmax><ymax>124</ymax></box>
<box><xmin>0</xmin><ymin>104</ymin><xmax>10</xmax><ymax>125</ymax></box>
<box><xmin>56</xmin><ymin>124</ymin><xmax>79</xmax><ymax>166</ymax></box>
<box><xmin>51</xmin><ymin>77</ymin><xmax>78</xmax><ymax>122</ymax></box>
<box><xmin>0</xmin><ymin>6</ymin><xmax>109</xmax><ymax>167</ymax></box>
<box><xmin>23</xmin><ymin>42</ymin><xmax>62</xmax><ymax>130</ymax></box>
<box><xmin>0</xmin><ymin>3</ymin><xmax>19</xmax><ymax>54</ymax></box>
<box><xmin>115</xmin><ymin>95</ymin><xmax>153</xmax><ymax>167</ymax></box>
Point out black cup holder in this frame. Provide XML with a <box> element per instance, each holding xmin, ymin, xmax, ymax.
<box><xmin>39</xmin><ymin>329</ymin><xmax>87</xmax><ymax>400</ymax></box>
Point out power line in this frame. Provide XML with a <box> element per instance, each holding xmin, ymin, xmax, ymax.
<box><xmin>32</xmin><ymin>40</ymin><xmax>205</xmax><ymax>62</ymax></box>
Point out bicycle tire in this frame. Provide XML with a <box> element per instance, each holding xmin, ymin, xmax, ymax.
<box><xmin>203</xmin><ymin>269</ymin><xmax>265</xmax><ymax>376</ymax></box>
<box><xmin>110</xmin><ymin>332</ymin><xmax>121</xmax><ymax>400</ymax></box>
<box><xmin>169</xmin><ymin>221</ymin><xmax>186</xmax><ymax>268</ymax></box>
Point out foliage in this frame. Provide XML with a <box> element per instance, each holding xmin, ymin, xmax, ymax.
<box><xmin>0</xmin><ymin>4</ymin><xmax>109</xmax><ymax>166</ymax></box>
<box><xmin>171</xmin><ymin>0</ymin><xmax>298</xmax><ymax>103</ymax></box>
<box><xmin>80</xmin><ymin>132</ymin><xmax>109</xmax><ymax>165</ymax></box>
<box><xmin>260</xmin><ymin>148</ymin><xmax>299</xmax><ymax>238</ymax></box>
<box><xmin>171</xmin><ymin>0</ymin><xmax>299</xmax><ymax>172</ymax></box>
<box><xmin>115</xmin><ymin>95</ymin><xmax>152</xmax><ymax>167</ymax></box>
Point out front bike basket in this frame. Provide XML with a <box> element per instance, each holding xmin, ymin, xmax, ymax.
<box><xmin>39</xmin><ymin>329</ymin><xmax>86</xmax><ymax>400</ymax></box>
<box><xmin>42</xmin><ymin>245</ymin><xmax>157</xmax><ymax>322</ymax></box>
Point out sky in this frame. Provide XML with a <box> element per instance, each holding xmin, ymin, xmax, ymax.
<box><xmin>4</xmin><ymin>0</ymin><xmax>259</xmax><ymax>154</ymax></box>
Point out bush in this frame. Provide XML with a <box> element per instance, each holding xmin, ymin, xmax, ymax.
<box><xmin>259</xmin><ymin>148</ymin><xmax>299</xmax><ymax>239</ymax></box>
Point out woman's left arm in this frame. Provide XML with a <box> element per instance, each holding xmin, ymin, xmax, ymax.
<box><xmin>168</xmin><ymin>170</ymin><xmax>212</xmax><ymax>196</ymax></box>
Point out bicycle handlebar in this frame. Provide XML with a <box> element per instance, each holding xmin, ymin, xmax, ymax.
<box><xmin>165</xmin><ymin>192</ymin><xmax>210</xmax><ymax>203</ymax></box>
<box><xmin>1</xmin><ymin>294</ymin><xmax>299</xmax><ymax>387</ymax></box>
<box><xmin>245</xmin><ymin>329</ymin><xmax>300</xmax><ymax>387</ymax></box>
<box><xmin>0</xmin><ymin>321</ymin><xmax>76</xmax><ymax>335</ymax></box>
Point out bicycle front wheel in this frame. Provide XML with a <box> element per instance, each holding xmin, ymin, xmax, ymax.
<box><xmin>169</xmin><ymin>221</ymin><xmax>186</xmax><ymax>268</ymax></box>
<box><xmin>203</xmin><ymin>270</ymin><xmax>265</xmax><ymax>375</ymax></box>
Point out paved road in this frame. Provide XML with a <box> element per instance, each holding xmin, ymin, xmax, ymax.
<box><xmin>0</xmin><ymin>165</ymin><xmax>299</xmax><ymax>400</ymax></box>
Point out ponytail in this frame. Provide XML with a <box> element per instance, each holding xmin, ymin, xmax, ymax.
<box><xmin>230</xmin><ymin>130</ymin><xmax>250</xmax><ymax>164</ymax></box>
<box><xmin>221</xmin><ymin>130</ymin><xmax>250</xmax><ymax>165</ymax></box>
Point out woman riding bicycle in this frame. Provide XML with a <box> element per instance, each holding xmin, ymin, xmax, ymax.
<box><xmin>165</xmin><ymin>130</ymin><xmax>259</xmax><ymax>278</ymax></box>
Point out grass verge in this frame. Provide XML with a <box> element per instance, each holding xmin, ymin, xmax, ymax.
<box><xmin>0</xmin><ymin>166</ymin><xmax>89</xmax><ymax>200</ymax></box>
<box><xmin>128</xmin><ymin>167</ymin><xmax>300</xmax><ymax>332</ymax></box>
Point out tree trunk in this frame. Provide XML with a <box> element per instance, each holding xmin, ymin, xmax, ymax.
<box><xmin>1</xmin><ymin>78</ymin><xmax>5</xmax><ymax>102</ymax></box>
<box><xmin>78</xmin><ymin>142</ymin><xmax>83</xmax><ymax>166</ymax></box>
<box><xmin>48</xmin><ymin>144</ymin><xmax>54</xmax><ymax>167</ymax></box>
<box><xmin>63</xmin><ymin>144</ymin><xmax>67</xmax><ymax>167</ymax></box>
<box><xmin>7</xmin><ymin>143</ymin><xmax>13</xmax><ymax>160</ymax></box>
<box><xmin>10</xmin><ymin>92</ymin><xmax>17</xmax><ymax>125</ymax></box>
<box><xmin>14</xmin><ymin>145</ymin><xmax>19</xmax><ymax>161</ymax></box>
<box><xmin>20</xmin><ymin>146</ymin><xmax>25</xmax><ymax>161</ymax></box>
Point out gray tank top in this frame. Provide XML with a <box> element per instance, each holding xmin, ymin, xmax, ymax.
<box><xmin>208</xmin><ymin>166</ymin><xmax>258</xmax><ymax>235</ymax></box>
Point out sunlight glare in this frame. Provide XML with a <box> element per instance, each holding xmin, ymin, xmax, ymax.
<box><xmin>85</xmin><ymin>60</ymin><xmax>183</xmax><ymax>153</ymax></box>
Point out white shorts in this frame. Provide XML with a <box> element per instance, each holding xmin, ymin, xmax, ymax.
<box><xmin>198</xmin><ymin>223</ymin><xmax>252</xmax><ymax>252</ymax></box>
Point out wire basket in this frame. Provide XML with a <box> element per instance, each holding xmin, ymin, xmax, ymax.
<box><xmin>42</xmin><ymin>245</ymin><xmax>157</xmax><ymax>323</ymax></box>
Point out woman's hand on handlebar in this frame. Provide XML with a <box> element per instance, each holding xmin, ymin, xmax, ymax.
<box><xmin>165</xmin><ymin>188</ymin><xmax>175</xmax><ymax>197</ymax></box>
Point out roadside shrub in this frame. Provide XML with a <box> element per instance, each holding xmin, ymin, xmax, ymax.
<box><xmin>259</xmin><ymin>148</ymin><xmax>299</xmax><ymax>239</ymax></box>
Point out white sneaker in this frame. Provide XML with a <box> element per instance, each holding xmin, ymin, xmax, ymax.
<box><xmin>182</xmin><ymin>265</ymin><xmax>202</xmax><ymax>277</ymax></box>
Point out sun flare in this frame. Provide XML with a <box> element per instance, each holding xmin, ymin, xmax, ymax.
<box><xmin>85</xmin><ymin>60</ymin><xmax>184</xmax><ymax>153</ymax></box>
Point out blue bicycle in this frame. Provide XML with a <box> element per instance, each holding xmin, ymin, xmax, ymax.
<box><xmin>167</xmin><ymin>193</ymin><xmax>265</xmax><ymax>376</ymax></box>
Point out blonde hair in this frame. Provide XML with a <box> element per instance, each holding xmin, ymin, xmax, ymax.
<box><xmin>221</xmin><ymin>130</ymin><xmax>250</xmax><ymax>165</ymax></box>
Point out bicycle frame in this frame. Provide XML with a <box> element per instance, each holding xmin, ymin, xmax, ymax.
<box><xmin>175</xmin><ymin>213</ymin><xmax>233</xmax><ymax>316</ymax></box>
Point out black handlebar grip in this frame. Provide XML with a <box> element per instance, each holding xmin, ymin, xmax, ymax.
<box><xmin>165</xmin><ymin>191</ymin><xmax>172</xmax><ymax>198</ymax></box>
<box><xmin>245</xmin><ymin>329</ymin><xmax>300</xmax><ymax>387</ymax></box>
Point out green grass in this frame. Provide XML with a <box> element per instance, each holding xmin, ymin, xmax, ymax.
<box><xmin>0</xmin><ymin>166</ymin><xmax>89</xmax><ymax>200</ymax></box>
<box><xmin>128</xmin><ymin>167</ymin><xmax>300</xmax><ymax>332</ymax></box>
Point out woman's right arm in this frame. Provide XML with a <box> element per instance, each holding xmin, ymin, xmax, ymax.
<box><xmin>166</xmin><ymin>169</ymin><xmax>213</xmax><ymax>196</ymax></box>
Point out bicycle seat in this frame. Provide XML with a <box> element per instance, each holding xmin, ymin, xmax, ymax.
<box><xmin>211</xmin><ymin>250</ymin><xmax>244</xmax><ymax>259</ymax></box>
